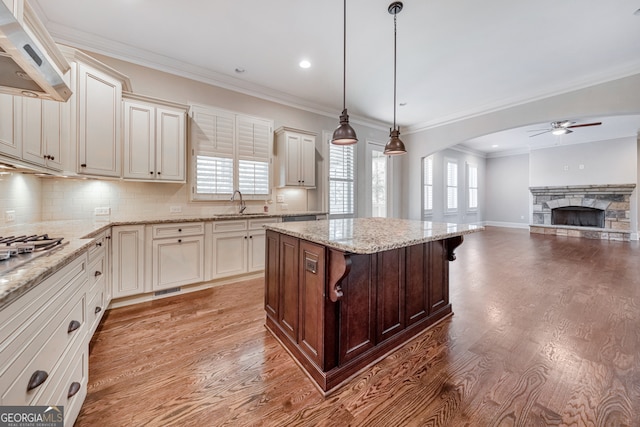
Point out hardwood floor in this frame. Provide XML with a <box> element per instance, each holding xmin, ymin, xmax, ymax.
<box><xmin>75</xmin><ymin>227</ymin><xmax>640</xmax><ymax>426</ymax></box>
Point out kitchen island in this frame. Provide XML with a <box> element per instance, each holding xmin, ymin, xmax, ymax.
<box><xmin>264</xmin><ymin>217</ymin><xmax>482</xmax><ymax>394</ymax></box>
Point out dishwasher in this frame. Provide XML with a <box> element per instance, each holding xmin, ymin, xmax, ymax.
<box><xmin>281</xmin><ymin>214</ymin><xmax>321</xmax><ymax>222</ymax></box>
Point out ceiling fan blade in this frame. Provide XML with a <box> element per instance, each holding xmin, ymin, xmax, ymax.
<box><xmin>527</xmin><ymin>129</ymin><xmax>550</xmax><ymax>132</ymax></box>
<box><xmin>566</xmin><ymin>122</ymin><xmax>602</xmax><ymax>129</ymax></box>
<box><xmin>529</xmin><ymin>130</ymin><xmax>552</xmax><ymax>137</ymax></box>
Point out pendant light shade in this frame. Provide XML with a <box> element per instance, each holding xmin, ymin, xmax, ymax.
<box><xmin>332</xmin><ymin>0</ymin><xmax>358</xmax><ymax>146</ymax></box>
<box><xmin>384</xmin><ymin>1</ymin><xmax>406</xmax><ymax>156</ymax></box>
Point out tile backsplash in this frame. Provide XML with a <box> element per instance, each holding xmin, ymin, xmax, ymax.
<box><xmin>0</xmin><ymin>173</ymin><xmax>42</xmax><ymax>226</ymax></box>
<box><xmin>40</xmin><ymin>178</ymin><xmax>310</xmax><ymax>221</ymax></box>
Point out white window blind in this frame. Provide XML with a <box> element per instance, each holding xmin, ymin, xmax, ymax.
<box><xmin>329</xmin><ymin>143</ymin><xmax>355</xmax><ymax>216</ymax></box>
<box><xmin>423</xmin><ymin>156</ymin><xmax>433</xmax><ymax>215</ymax></box>
<box><xmin>446</xmin><ymin>159</ymin><xmax>458</xmax><ymax>211</ymax></box>
<box><xmin>468</xmin><ymin>163</ymin><xmax>478</xmax><ymax>210</ymax></box>
<box><xmin>190</xmin><ymin>106</ymin><xmax>272</xmax><ymax>200</ymax></box>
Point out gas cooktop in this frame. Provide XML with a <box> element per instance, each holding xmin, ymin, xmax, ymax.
<box><xmin>0</xmin><ymin>234</ymin><xmax>68</xmax><ymax>275</ymax></box>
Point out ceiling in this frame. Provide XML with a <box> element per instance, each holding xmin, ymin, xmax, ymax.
<box><xmin>31</xmin><ymin>0</ymin><xmax>640</xmax><ymax>152</ymax></box>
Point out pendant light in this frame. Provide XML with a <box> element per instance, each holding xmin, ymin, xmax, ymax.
<box><xmin>331</xmin><ymin>0</ymin><xmax>358</xmax><ymax>145</ymax></box>
<box><xmin>384</xmin><ymin>1</ymin><xmax>407</xmax><ymax>156</ymax></box>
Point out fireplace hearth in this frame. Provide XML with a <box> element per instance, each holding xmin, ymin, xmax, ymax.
<box><xmin>529</xmin><ymin>184</ymin><xmax>635</xmax><ymax>241</ymax></box>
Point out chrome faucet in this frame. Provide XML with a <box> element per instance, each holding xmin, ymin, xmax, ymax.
<box><xmin>231</xmin><ymin>190</ymin><xmax>246</xmax><ymax>214</ymax></box>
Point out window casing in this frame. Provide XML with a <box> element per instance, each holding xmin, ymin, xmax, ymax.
<box><xmin>467</xmin><ymin>163</ymin><xmax>478</xmax><ymax>211</ymax></box>
<box><xmin>329</xmin><ymin>143</ymin><xmax>355</xmax><ymax>217</ymax></box>
<box><xmin>190</xmin><ymin>106</ymin><xmax>272</xmax><ymax>201</ymax></box>
<box><xmin>422</xmin><ymin>156</ymin><xmax>433</xmax><ymax>217</ymax></box>
<box><xmin>446</xmin><ymin>159</ymin><xmax>458</xmax><ymax>212</ymax></box>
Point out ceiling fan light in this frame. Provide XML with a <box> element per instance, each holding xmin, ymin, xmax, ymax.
<box><xmin>384</xmin><ymin>128</ymin><xmax>406</xmax><ymax>155</ymax></box>
<box><xmin>552</xmin><ymin>128</ymin><xmax>569</xmax><ymax>136</ymax></box>
<box><xmin>332</xmin><ymin>109</ymin><xmax>358</xmax><ymax>145</ymax></box>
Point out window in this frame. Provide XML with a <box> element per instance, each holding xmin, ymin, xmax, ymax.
<box><xmin>329</xmin><ymin>143</ymin><xmax>355</xmax><ymax>217</ymax></box>
<box><xmin>190</xmin><ymin>105</ymin><xmax>272</xmax><ymax>200</ymax></box>
<box><xmin>422</xmin><ymin>156</ymin><xmax>433</xmax><ymax>216</ymax></box>
<box><xmin>467</xmin><ymin>163</ymin><xmax>478</xmax><ymax>210</ymax></box>
<box><xmin>370</xmin><ymin>148</ymin><xmax>387</xmax><ymax>217</ymax></box>
<box><xmin>446</xmin><ymin>159</ymin><xmax>458</xmax><ymax>212</ymax></box>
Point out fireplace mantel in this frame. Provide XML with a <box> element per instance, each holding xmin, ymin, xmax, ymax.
<box><xmin>529</xmin><ymin>184</ymin><xmax>635</xmax><ymax>241</ymax></box>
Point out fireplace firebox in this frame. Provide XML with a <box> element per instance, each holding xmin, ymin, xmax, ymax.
<box><xmin>551</xmin><ymin>206</ymin><xmax>605</xmax><ymax>228</ymax></box>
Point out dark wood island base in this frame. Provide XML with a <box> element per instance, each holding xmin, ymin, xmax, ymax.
<box><xmin>264</xmin><ymin>226</ymin><xmax>468</xmax><ymax>394</ymax></box>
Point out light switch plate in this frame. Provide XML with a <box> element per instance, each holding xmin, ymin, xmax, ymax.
<box><xmin>5</xmin><ymin>210</ymin><xmax>15</xmax><ymax>222</ymax></box>
<box><xmin>94</xmin><ymin>207</ymin><xmax>110</xmax><ymax>216</ymax></box>
<box><xmin>170</xmin><ymin>206</ymin><xmax>182</xmax><ymax>213</ymax></box>
<box><xmin>276</xmin><ymin>195</ymin><xmax>285</xmax><ymax>203</ymax></box>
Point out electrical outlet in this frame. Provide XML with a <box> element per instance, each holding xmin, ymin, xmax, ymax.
<box><xmin>170</xmin><ymin>206</ymin><xmax>182</xmax><ymax>214</ymax></box>
<box><xmin>5</xmin><ymin>210</ymin><xmax>15</xmax><ymax>222</ymax></box>
<box><xmin>276</xmin><ymin>195</ymin><xmax>285</xmax><ymax>203</ymax></box>
<box><xmin>579</xmin><ymin>164</ymin><xmax>585</xmax><ymax>170</ymax></box>
<box><xmin>94</xmin><ymin>207</ymin><xmax>110</xmax><ymax>216</ymax></box>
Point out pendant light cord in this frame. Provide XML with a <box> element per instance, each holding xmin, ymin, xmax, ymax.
<box><xmin>343</xmin><ymin>0</ymin><xmax>347</xmax><ymax>110</ymax></box>
<box><xmin>393</xmin><ymin>12</ymin><xmax>397</xmax><ymax>129</ymax></box>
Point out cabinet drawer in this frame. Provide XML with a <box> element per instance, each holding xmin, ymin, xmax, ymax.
<box><xmin>87</xmin><ymin>253</ymin><xmax>106</xmax><ymax>295</ymax></box>
<box><xmin>248</xmin><ymin>218</ymin><xmax>279</xmax><ymax>230</ymax></box>
<box><xmin>0</xmin><ymin>255</ymin><xmax>87</xmax><ymax>368</ymax></box>
<box><xmin>1</xmin><ymin>289</ymin><xmax>86</xmax><ymax>405</ymax></box>
<box><xmin>87</xmin><ymin>234</ymin><xmax>107</xmax><ymax>264</ymax></box>
<box><xmin>36</xmin><ymin>343</ymin><xmax>87</xmax><ymax>426</ymax></box>
<box><xmin>87</xmin><ymin>289</ymin><xmax>104</xmax><ymax>335</ymax></box>
<box><xmin>152</xmin><ymin>222</ymin><xmax>204</xmax><ymax>238</ymax></box>
<box><xmin>212</xmin><ymin>220</ymin><xmax>247</xmax><ymax>233</ymax></box>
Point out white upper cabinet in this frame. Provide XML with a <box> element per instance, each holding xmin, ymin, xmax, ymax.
<box><xmin>21</xmin><ymin>97</ymin><xmax>63</xmax><ymax>171</ymax></box>
<box><xmin>123</xmin><ymin>94</ymin><xmax>187</xmax><ymax>182</ymax></box>
<box><xmin>59</xmin><ymin>46</ymin><xmax>131</xmax><ymax>178</ymax></box>
<box><xmin>275</xmin><ymin>127</ymin><xmax>316</xmax><ymax>188</ymax></box>
<box><xmin>77</xmin><ymin>62</ymin><xmax>122</xmax><ymax>177</ymax></box>
<box><xmin>0</xmin><ymin>93</ymin><xmax>20</xmax><ymax>158</ymax></box>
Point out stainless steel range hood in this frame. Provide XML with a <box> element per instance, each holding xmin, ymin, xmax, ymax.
<box><xmin>0</xmin><ymin>1</ymin><xmax>71</xmax><ymax>101</ymax></box>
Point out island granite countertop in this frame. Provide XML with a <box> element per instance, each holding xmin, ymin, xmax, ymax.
<box><xmin>264</xmin><ymin>217</ymin><xmax>484</xmax><ymax>254</ymax></box>
<box><xmin>0</xmin><ymin>211</ymin><xmax>326</xmax><ymax>310</ymax></box>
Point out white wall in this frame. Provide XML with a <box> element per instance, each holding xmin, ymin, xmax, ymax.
<box><xmin>529</xmin><ymin>137</ymin><xmax>636</xmax><ymax>186</ymax></box>
<box><xmin>0</xmin><ymin>173</ymin><xmax>42</xmax><ymax>226</ymax></box>
<box><xmin>485</xmin><ymin>154</ymin><xmax>530</xmax><ymax>227</ymax></box>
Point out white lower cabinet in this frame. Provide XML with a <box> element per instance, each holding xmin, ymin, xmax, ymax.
<box><xmin>112</xmin><ymin>225</ymin><xmax>145</xmax><ymax>298</ymax></box>
<box><xmin>0</xmin><ymin>253</ymin><xmax>88</xmax><ymax>427</ymax></box>
<box><xmin>151</xmin><ymin>222</ymin><xmax>204</xmax><ymax>291</ymax></box>
<box><xmin>211</xmin><ymin>218</ymin><xmax>278</xmax><ymax>279</ymax></box>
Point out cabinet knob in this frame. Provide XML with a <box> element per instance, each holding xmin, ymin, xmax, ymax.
<box><xmin>80</xmin><ymin>163</ymin><xmax>87</xmax><ymax>168</ymax></box>
<box><xmin>95</xmin><ymin>306</ymin><xmax>102</xmax><ymax>314</ymax></box>
<box><xmin>68</xmin><ymin>382</ymin><xmax>81</xmax><ymax>399</ymax></box>
<box><xmin>157</xmin><ymin>171</ymin><xmax>161</xmax><ymax>175</ymax></box>
<box><xmin>150</xmin><ymin>171</ymin><xmax>154</xmax><ymax>175</ymax></box>
<box><xmin>249</xmin><ymin>235</ymin><xmax>253</xmax><ymax>239</ymax></box>
<box><xmin>178</xmin><ymin>229</ymin><xmax>182</xmax><ymax>232</ymax></box>
<box><xmin>94</xmin><ymin>271</ymin><xmax>102</xmax><ymax>277</ymax></box>
<box><xmin>27</xmin><ymin>370</ymin><xmax>48</xmax><ymax>391</ymax></box>
<box><xmin>68</xmin><ymin>320</ymin><xmax>81</xmax><ymax>333</ymax></box>
<box><xmin>178</xmin><ymin>239</ymin><xmax>182</xmax><ymax>243</ymax></box>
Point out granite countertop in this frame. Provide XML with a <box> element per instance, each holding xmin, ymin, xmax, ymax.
<box><xmin>265</xmin><ymin>217</ymin><xmax>484</xmax><ymax>254</ymax></box>
<box><xmin>0</xmin><ymin>211</ymin><xmax>326</xmax><ymax>310</ymax></box>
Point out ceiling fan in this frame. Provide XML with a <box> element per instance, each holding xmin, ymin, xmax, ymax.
<box><xmin>528</xmin><ymin>120</ymin><xmax>602</xmax><ymax>137</ymax></box>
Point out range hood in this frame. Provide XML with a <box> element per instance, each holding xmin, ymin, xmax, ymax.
<box><xmin>0</xmin><ymin>1</ymin><xmax>71</xmax><ymax>101</ymax></box>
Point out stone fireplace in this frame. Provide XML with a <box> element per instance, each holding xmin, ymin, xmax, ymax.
<box><xmin>529</xmin><ymin>184</ymin><xmax>635</xmax><ymax>241</ymax></box>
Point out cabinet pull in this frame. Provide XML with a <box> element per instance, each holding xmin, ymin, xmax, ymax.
<box><xmin>80</xmin><ymin>163</ymin><xmax>86</xmax><ymax>168</ymax></box>
<box><xmin>27</xmin><ymin>370</ymin><xmax>48</xmax><ymax>391</ymax></box>
<box><xmin>68</xmin><ymin>382</ymin><xmax>81</xmax><ymax>399</ymax></box>
<box><xmin>50</xmin><ymin>156</ymin><xmax>54</xmax><ymax>161</ymax></box>
<box><xmin>95</xmin><ymin>306</ymin><xmax>102</xmax><ymax>314</ymax></box>
<box><xmin>94</xmin><ymin>271</ymin><xmax>102</xmax><ymax>277</ymax></box>
<box><xmin>68</xmin><ymin>320</ymin><xmax>81</xmax><ymax>333</ymax></box>
<box><xmin>96</xmin><ymin>242</ymin><xmax>102</xmax><ymax>247</ymax></box>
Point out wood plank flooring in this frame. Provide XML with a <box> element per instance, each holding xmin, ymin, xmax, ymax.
<box><xmin>75</xmin><ymin>227</ymin><xmax>640</xmax><ymax>426</ymax></box>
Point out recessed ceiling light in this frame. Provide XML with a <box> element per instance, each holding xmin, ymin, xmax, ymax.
<box><xmin>399</xmin><ymin>102</ymin><xmax>407</xmax><ymax>107</ymax></box>
<box><xmin>235</xmin><ymin>68</ymin><xmax>246</xmax><ymax>74</ymax></box>
<box><xmin>299</xmin><ymin>60</ymin><xmax>311</xmax><ymax>69</ymax></box>
<box><xmin>491</xmin><ymin>144</ymin><xmax>499</xmax><ymax>148</ymax></box>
